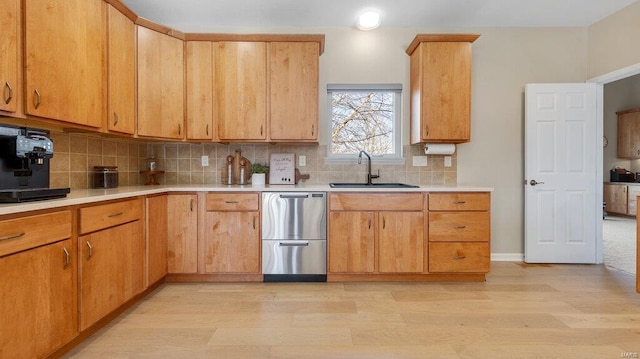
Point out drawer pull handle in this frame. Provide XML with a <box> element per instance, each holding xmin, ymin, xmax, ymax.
<box><xmin>113</xmin><ymin>112</ymin><xmax>119</xmax><ymax>126</ymax></box>
<box><xmin>368</xmin><ymin>217</ymin><xmax>371</xmax><ymax>229</ymax></box>
<box><xmin>108</xmin><ymin>212</ymin><xmax>124</xmax><ymax>218</ymax></box>
<box><xmin>382</xmin><ymin>216</ymin><xmax>386</xmax><ymax>229</ymax></box>
<box><xmin>34</xmin><ymin>89</ymin><xmax>41</xmax><ymax>109</ymax></box>
<box><xmin>86</xmin><ymin>241</ymin><xmax>94</xmax><ymax>259</ymax></box>
<box><xmin>4</xmin><ymin>81</ymin><xmax>13</xmax><ymax>104</ymax></box>
<box><xmin>225</xmin><ymin>201</ymin><xmax>239</xmax><ymax>204</ymax></box>
<box><xmin>454</xmin><ymin>225</ymin><xmax>467</xmax><ymax>229</ymax></box>
<box><xmin>253</xmin><ymin>216</ymin><xmax>256</xmax><ymax>229</ymax></box>
<box><xmin>452</xmin><ymin>255</ymin><xmax>466</xmax><ymax>260</ymax></box>
<box><xmin>63</xmin><ymin>247</ymin><xmax>71</xmax><ymax>269</ymax></box>
<box><xmin>455</xmin><ymin>201</ymin><xmax>466</xmax><ymax>204</ymax></box>
<box><xmin>0</xmin><ymin>232</ymin><xmax>26</xmax><ymax>241</ymax></box>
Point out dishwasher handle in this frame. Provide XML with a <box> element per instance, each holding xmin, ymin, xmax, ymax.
<box><xmin>278</xmin><ymin>240</ymin><xmax>310</xmax><ymax>247</ymax></box>
<box><xmin>279</xmin><ymin>193</ymin><xmax>309</xmax><ymax>199</ymax></box>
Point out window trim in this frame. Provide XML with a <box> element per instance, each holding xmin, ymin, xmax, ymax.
<box><xmin>325</xmin><ymin>84</ymin><xmax>403</xmax><ymax>164</ymax></box>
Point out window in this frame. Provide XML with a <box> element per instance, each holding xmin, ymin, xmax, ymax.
<box><xmin>327</xmin><ymin>84</ymin><xmax>402</xmax><ymax>163</ymax></box>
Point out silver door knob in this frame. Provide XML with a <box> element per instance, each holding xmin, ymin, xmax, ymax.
<box><xmin>530</xmin><ymin>179</ymin><xmax>544</xmax><ymax>186</ymax></box>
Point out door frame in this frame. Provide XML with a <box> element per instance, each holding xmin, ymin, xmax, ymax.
<box><xmin>588</xmin><ymin>62</ymin><xmax>640</xmax><ymax>264</ymax></box>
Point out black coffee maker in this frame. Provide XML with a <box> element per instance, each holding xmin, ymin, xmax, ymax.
<box><xmin>0</xmin><ymin>123</ymin><xmax>70</xmax><ymax>202</ymax></box>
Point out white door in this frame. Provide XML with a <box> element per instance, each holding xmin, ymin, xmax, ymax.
<box><xmin>524</xmin><ymin>83</ymin><xmax>598</xmax><ymax>263</ymax></box>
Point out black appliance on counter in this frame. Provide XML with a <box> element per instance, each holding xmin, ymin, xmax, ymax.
<box><xmin>0</xmin><ymin>124</ymin><xmax>70</xmax><ymax>202</ymax></box>
<box><xmin>610</xmin><ymin>168</ymin><xmax>635</xmax><ymax>183</ymax></box>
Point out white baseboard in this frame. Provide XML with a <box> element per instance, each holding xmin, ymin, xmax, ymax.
<box><xmin>491</xmin><ymin>253</ymin><xmax>524</xmax><ymax>262</ymax></box>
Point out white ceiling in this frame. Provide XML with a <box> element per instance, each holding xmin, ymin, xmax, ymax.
<box><xmin>120</xmin><ymin>0</ymin><xmax>637</xmax><ymax>32</ymax></box>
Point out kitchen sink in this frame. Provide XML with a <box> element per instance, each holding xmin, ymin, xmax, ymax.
<box><xmin>329</xmin><ymin>182</ymin><xmax>419</xmax><ymax>188</ymax></box>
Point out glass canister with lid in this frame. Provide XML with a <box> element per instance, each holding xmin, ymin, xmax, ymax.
<box><xmin>93</xmin><ymin>166</ymin><xmax>119</xmax><ymax>188</ymax></box>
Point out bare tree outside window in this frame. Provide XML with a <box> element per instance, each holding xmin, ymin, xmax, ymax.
<box><xmin>331</xmin><ymin>91</ymin><xmax>395</xmax><ymax>155</ymax></box>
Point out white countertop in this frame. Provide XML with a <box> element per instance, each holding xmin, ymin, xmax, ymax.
<box><xmin>0</xmin><ymin>184</ymin><xmax>494</xmax><ymax>216</ymax></box>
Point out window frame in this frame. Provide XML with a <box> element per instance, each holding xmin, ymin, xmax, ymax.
<box><xmin>325</xmin><ymin>84</ymin><xmax>403</xmax><ymax>164</ymax></box>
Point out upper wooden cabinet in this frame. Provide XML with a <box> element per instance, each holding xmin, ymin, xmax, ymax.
<box><xmin>407</xmin><ymin>34</ymin><xmax>479</xmax><ymax>144</ymax></box>
<box><xmin>0</xmin><ymin>0</ymin><xmax>19</xmax><ymax>114</ymax></box>
<box><xmin>269</xmin><ymin>42</ymin><xmax>319</xmax><ymax>141</ymax></box>
<box><xmin>216</xmin><ymin>41</ymin><xmax>267</xmax><ymax>141</ymax></box>
<box><xmin>186</xmin><ymin>41</ymin><xmax>215</xmax><ymax>140</ymax></box>
<box><xmin>137</xmin><ymin>26</ymin><xmax>185</xmax><ymax>139</ymax></box>
<box><xmin>617</xmin><ymin>108</ymin><xmax>640</xmax><ymax>158</ymax></box>
<box><xmin>106</xmin><ymin>5</ymin><xmax>135</xmax><ymax>135</ymax></box>
<box><xmin>24</xmin><ymin>0</ymin><xmax>106</xmax><ymax>128</ymax></box>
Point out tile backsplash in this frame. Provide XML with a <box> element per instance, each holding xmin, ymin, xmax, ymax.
<box><xmin>49</xmin><ymin>133</ymin><xmax>456</xmax><ymax>189</ymax></box>
<box><xmin>149</xmin><ymin>143</ymin><xmax>457</xmax><ymax>186</ymax></box>
<box><xmin>49</xmin><ymin>132</ymin><xmax>149</xmax><ymax>189</ymax></box>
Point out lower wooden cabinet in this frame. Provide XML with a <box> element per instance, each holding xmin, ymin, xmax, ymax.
<box><xmin>203</xmin><ymin>211</ymin><xmax>260</xmax><ymax>273</ymax></box>
<box><xmin>328</xmin><ymin>193</ymin><xmax>425</xmax><ymax>275</ymax></box>
<box><xmin>203</xmin><ymin>193</ymin><xmax>260</xmax><ymax>274</ymax></box>
<box><xmin>78</xmin><ymin>199</ymin><xmax>144</xmax><ymax>331</ymax></box>
<box><xmin>147</xmin><ymin>195</ymin><xmax>168</xmax><ymax>285</ymax></box>
<box><xmin>0</xmin><ymin>239</ymin><xmax>77</xmax><ymax>358</ymax></box>
<box><xmin>328</xmin><ymin>211</ymin><xmax>375</xmax><ymax>273</ymax></box>
<box><xmin>0</xmin><ymin>210</ymin><xmax>75</xmax><ymax>358</ymax></box>
<box><xmin>378</xmin><ymin>211</ymin><xmax>424</xmax><ymax>273</ymax></box>
<box><xmin>428</xmin><ymin>192</ymin><xmax>490</xmax><ymax>273</ymax></box>
<box><xmin>604</xmin><ymin>183</ymin><xmax>628</xmax><ymax>215</ymax></box>
<box><xmin>167</xmin><ymin>194</ymin><xmax>198</xmax><ymax>273</ymax></box>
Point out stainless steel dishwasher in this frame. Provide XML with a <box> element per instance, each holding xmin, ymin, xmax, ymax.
<box><xmin>262</xmin><ymin>192</ymin><xmax>327</xmax><ymax>282</ymax></box>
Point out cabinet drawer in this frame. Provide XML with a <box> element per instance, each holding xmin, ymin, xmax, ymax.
<box><xmin>206</xmin><ymin>192</ymin><xmax>259</xmax><ymax>211</ymax></box>
<box><xmin>79</xmin><ymin>198</ymin><xmax>143</xmax><ymax>234</ymax></box>
<box><xmin>0</xmin><ymin>211</ymin><xmax>72</xmax><ymax>257</ymax></box>
<box><xmin>329</xmin><ymin>193</ymin><xmax>423</xmax><ymax>211</ymax></box>
<box><xmin>429</xmin><ymin>192</ymin><xmax>489</xmax><ymax>211</ymax></box>
<box><xmin>429</xmin><ymin>212</ymin><xmax>490</xmax><ymax>242</ymax></box>
<box><xmin>429</xmin><ymin>242</ymin><xmax>490</xmax><ymax>273</ymax></box>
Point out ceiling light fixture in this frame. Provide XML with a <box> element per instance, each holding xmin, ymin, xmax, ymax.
<box><xmin>357</xmin><ymin>10</ymin><xmax>380</xmax><ymax>31</ymax></box>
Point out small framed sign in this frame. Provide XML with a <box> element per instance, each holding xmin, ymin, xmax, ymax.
<box><xmin>269</xmin><ymin>153</ymin><xmax>295</xmax><ymax>184</ymax></box>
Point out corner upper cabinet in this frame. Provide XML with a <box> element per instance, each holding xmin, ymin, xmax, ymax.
<box><xmin>106</xmin><ymin>5</ymin><xmax>135</xmax><ymax>135</ymax></box>
<box><xmin>24</xmin><ymin>0</ymin><xmax>106</xmax><ymax>128</ymax></box>
<box><xmin>269</xmin><ymin>42</ymin><xmax>320</xmax><ymax>141</ymax></box>
<box><xmin>617</xmin><ymin>108</ymin><xmax>640</xmax><ymax>158</ymax></box>
<box><xmin>407</xmin><ymin>34</ymin><xmax>479</xmax><ymax>144</ymax></box>
<box><xmin>0</xmin><ymin>0</ymin><xmax>20</xmax><ymax>115</ymax></box>
<box><xmin>216</xmin><ymin>41</ymin><xmax>267</xmax><ymax>141</ymax></box>
<box><xmin>186</xmin><ymin>41</ymin><xmax>215</xmax><ymax>140</ymax></box>
<box><xmin>137</xmin><ymin>25</ymin><xmax>185</xmax><ymax>139</ymax></box>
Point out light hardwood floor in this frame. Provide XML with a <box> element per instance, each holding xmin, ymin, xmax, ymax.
<box><xmin>64</xmin><ymin>262</ymin><xmax>640</xmax><ymax>359</ymax></box>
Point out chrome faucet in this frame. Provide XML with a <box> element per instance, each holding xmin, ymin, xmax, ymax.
<box><xmin>358</xmin><ymin>150</ymin><xmax>379</xmax><ymax>185</ymax></box>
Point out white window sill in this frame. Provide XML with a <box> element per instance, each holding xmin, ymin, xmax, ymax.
<box><xmin>323</xmin><ymin>157</ymin><xmax>406</xmax><ymax>165</ymax></box>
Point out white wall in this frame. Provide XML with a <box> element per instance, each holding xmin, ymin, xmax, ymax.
<box><xmin>588</xmin><ymin>1</ymin><xmax>640</xmax><ymax>79</ymax></box>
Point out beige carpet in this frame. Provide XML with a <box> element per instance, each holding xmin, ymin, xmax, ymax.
<box><xmin>602</xmin><ymin>215</ymin><xmax>637</xmax><ymax>275</ymax></box>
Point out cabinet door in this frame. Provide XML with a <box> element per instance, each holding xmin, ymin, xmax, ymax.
<box><xmin>186</xmin><ymin>41</ymin><xmax>214</xmax><ymax>140</ymax></box>
<box><xmin>269</xmin><ymin>42</ymin><xmax>319</xmax><ymax>141</ymax></box>
<box><xmin>107</xmin><ymin>5</ymin><xmax>135</xmax><ymax>134</ymax></box>
<box><xmin>328</xmin><ymin>211</ymin><xmax>375</xmax><ymax>273</ymax></box>
<box><xmin>0</xmin><ymin>0</ymin><xmax>18</xmax><ymax>113</ymax></box>
<box><xmin>216</xmin><ymin>41</ymin><xmax>267</xmax><ymax>140</ymax></box>
<box><xmin>378</xmin><ymin>211</ymin><xmax>424</xmax><ymax>273</ymax></box>
<box><xmin>167</xmin><ymin>194</ymin><xmax>198</xmax><ymax>273</ymax></box>
<box><xmin>79</xmin><ymin>221</ymin><xmax>143</xmax><ymax>331</ymax></box>
<box><xmin>137</xmin><ymin>26</ymin><xmax>185</xmax><ymax>139</ymax></box>
<box><xmin>204</xmin><ymin>211</ymin><xmax>260</xmax><ymax>273</ymax></box>
<box><xmin>628</xmin><ymin>186</ymin><xmax>640</xmax><ymax>216</ymax></box>
<box><xmin>617</xmin><ymin>110</ymin><xmax>640</xmax><ymax>158</ymax></box>
<box><xmin>147</xmin><ymin>195</ymin><xmax>168</xmax><ymax>285</ymax></box>
<box><xmin>0</xmin><ymin>239</ymin><xmax>77</xmax><ymax>359</ymax></box>
<box><xmin>24</xmin><ymin>0</ymin><xmax>105</xmax><ymax>127</ymax></box>
<box><xmin>604</xmin><ymin>184</ymin><xmax>628</xmax><ymax>215</ymax></box>
<box><xmin>412</xmin><ymin>41</ymin><xmax>472</xmax><ymax>143</ymax></box>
